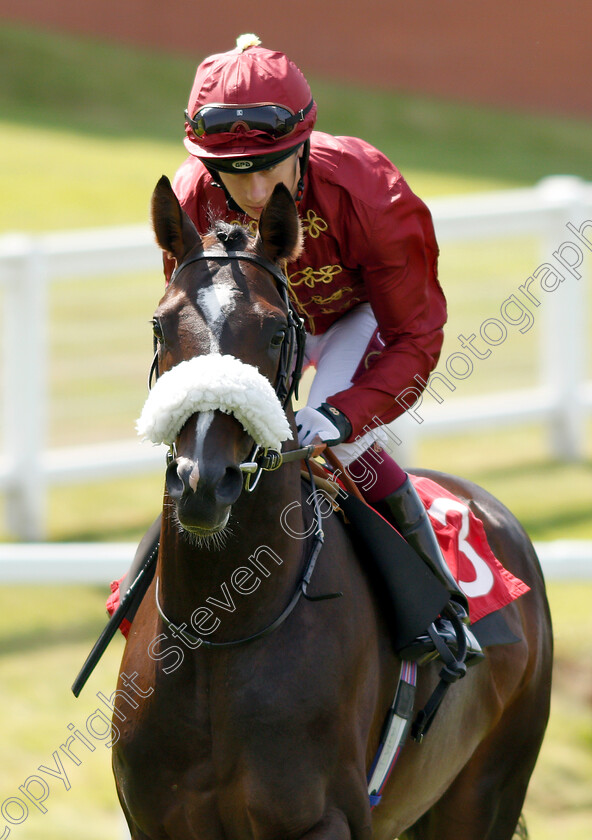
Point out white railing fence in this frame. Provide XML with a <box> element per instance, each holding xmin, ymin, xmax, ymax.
<box><xmin>1</xmin><ymin>176</ymin><xmax>591</xmax><ymax>540</ymax></box>
<box><xmin>1</xmin><ymin>540</ymin><xmax>590</xmax><ymax>582</ymax></box>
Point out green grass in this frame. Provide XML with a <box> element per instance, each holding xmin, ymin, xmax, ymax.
<box><xmin>0</xmin><ymin>581</ymin><xmax>589</xmax><ymax>839</ymax></box>
<box><xmin>420</xmin><ymin>424</ymin><xmax>592</xmax><ymax>541</ymax></box>
<box><xmin>0</xmin><ymin>584</ymin><xmax>126</xmax><ymax>840</ymax></box>
<box><xmin>1</xmin><ymin>22</ymin><xmax>592</xmax><ymax>233</ymax></box>
<box><xmin>524</xmin><ymin>582</ymin><xmax>592</xmax><ymax>840</ymax></box>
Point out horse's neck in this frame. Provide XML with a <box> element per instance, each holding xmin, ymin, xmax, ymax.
<box><xmin>157</xmin><ymin>464</ymin><xmax>308</xmax><ymax>637</ymax></box>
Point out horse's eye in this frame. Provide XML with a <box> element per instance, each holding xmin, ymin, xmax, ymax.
<box><xmin>270</xmin><ymin>328</ymin><xmax>287</xmax><ymax>349</ymax></box>
<box><xmin>152</xmin><ymin>318</ymin><xmax>164</xmax><ymax>343</ymax></box>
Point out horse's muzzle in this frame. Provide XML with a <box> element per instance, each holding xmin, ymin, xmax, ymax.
<box><xmin>165</xmin><ymin>455</ymin><xmax>243</xmax><ymax>534</ymax></box>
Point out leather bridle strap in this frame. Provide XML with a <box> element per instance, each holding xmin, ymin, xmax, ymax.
<box><xmin>160</xmin><ymin>247</ymin><xmax>306</xmax><ymax>407</ymax></box>
<box><xmin>169</xmin><ymin>249</ymin><xmax>290</xmax><ymax>291</ymax></box>
<box><xmin>154</xmin><ymin>458</ymin><xmax>342</xmax><ymax>650</ymax></box>
<box><xmin>155</xmin><ymin>246</ymin><xmax>308</xmax><ymax>486</ymax></box>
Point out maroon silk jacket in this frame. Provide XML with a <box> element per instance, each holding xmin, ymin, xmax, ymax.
<box><xmin>171</xmin><ymin>131</ymin><xmax>446</xmax><ymax>441</ymax></box>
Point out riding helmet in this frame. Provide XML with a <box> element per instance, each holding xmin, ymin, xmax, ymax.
<box><xmin>183</xmin><ymin>35</ymin><xmax>317</xmax><ymax>171</ymax></box>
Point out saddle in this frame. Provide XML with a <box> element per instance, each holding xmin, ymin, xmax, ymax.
<box><xmin>304</xmin><ymin>458</ymin><xmax>528</xmax><ymax>655</ymax></box>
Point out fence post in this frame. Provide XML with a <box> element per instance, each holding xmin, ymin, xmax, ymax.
<box><xmin>4</xmin><ymin>239</ymin><xmax>48</xmax><ymax>539</ymax></box>
<box><xmin>537</xmin><ymin>177</ymin><xmax>588</xmax><ymax>461</ymax></box>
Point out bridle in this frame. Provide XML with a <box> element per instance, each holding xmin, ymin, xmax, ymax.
<box><xmin>150</xmin><ymin>246</ymin><xmax>342</xmax><ymax>650</ymax></box>
<box><xmin>69</xmin><ymin>244</ymin><xmax>337</xmax><ymax>695</ymax></box>
<box><xmin>150</xmin><ymin>247</ymin><xmax>305</xmax><ymax>401</ymax></box>
<box><xmin>149</xmin><ymin>246</ymin><xmax>311</xmax><ymax>492</ymax></box>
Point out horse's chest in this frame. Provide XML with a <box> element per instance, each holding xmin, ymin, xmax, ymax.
<box><xmin>116</xmin><ymin>636</ymin><xmax>359</xmax><ymax>837</ymax></box>
<box><xmin>139</xmin><ymin>645</ymin><xmax>345</xmax><ymax>764</ymax></box>
<box><xmin>114</xmin><ymin>671</ymin><xmax>220</xmax><ymax>835</ymax></box>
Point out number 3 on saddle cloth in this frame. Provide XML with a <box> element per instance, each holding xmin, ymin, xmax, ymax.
<box><xmin>338</xmin><ymin>475</ymin><xmax>530</xmax><ymax>654</ymax></box>
<box><xmin>106</xmin><ymin>475</ymin><xmax>529</xmax><ymax>650</ymax></box>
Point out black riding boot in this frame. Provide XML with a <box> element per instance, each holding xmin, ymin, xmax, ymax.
<box><xmin>382</xmin><ymin>477</ymin><xmax>484</xmax><ymax>666</ymax></box>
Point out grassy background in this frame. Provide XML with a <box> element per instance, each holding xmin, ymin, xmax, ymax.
<box><xmin>0</xmin><ymin>22</ymin><xmax>591</xmax><ymax>839</ymax></box>
<box><xmin>2</xmin><ymin>22</ymin><xmax>592</xmax><ymax>233</ymax></box>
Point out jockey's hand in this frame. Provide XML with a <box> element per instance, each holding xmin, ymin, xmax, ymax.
<box><xmin>295</xmin><ymin>403</ymin><xmax>352</xmax><ymax>447</ymax></box>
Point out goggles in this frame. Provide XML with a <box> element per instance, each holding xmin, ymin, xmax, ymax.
<box><xmin>185</xmin><ymin>100</ymin><xmax>314</xmax><ymax>139</ymax></box>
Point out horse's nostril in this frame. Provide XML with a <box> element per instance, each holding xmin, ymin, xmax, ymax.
<box><xmin>216</xmin><ymin>466</ymin><xmax>243</xmax><ymax>506</ymax></box>
<box><xmin>166</xmin><ymin>458</ymin><xmax>198</xmax><ymax>500</ymax></box>
<box><xmin>165</xmin><ymin>460</ymin><xmax>185</xmax><ymax>500</ymax></box>
<box><xmin>166</xmin><ymin>456</ymin><xmax>241</xmax><ymax>507</ymax></box>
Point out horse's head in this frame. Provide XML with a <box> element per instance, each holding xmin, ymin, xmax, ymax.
<box><xmin>136</xmin><ymin>176</ymin><xmax>303</xmax><ymax>539</ymax></box>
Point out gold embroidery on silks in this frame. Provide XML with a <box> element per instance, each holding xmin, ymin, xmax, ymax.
<box><xmin>230</xmin><ymin>208</ymin><xmax>329</xmax><ymax>240</ymax></box>
<box><xmin>364</xmin><ymin>350</ymin><xmax>381</xmax><ymax>369</ymax></box>
<box><xmin>230</xmin><ymin>218</ymin><xmax>259</xmax><ymax>236</ymax></box>
<box><xmin>318</xmin><ymin>294</ymin><xmax>364</xmax><ymax>314</ymax></box>
<box><xmin>301</xmin><ymin>209</ymin><xmax>328</xmax><ymax>239</ymax></box>
<box><xmin>288</xmin><ymin>264</ymin><xmax>343</xmax><ymax>289</ymax></box>
<box><xmin>288</xmin><ymin>285</ymin><xmax>363</xmax><ymax>331</ymax></box>
<box><xmin>286</xmin><ymin>207</ymin><xmax>360</xmax><ymax>331</ymax></box>
<box><xmin>227</xmin><ymin>206</ymin><xmax>329</xmax><ymax>245</ymax></box>
<box><xmin>311</xmin><ymin>288</ymin><xmax>353</xmax><ymax>306</ymax></box>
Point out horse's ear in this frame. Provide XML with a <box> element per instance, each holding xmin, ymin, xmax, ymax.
<box><xmin>256</xmin><ymin>183</ymin><xmax>303</xmax><ymax>264</ymax></box>
<box><xmin>151</xmin><ymin>175</ymin><xmax>201</xmax><ymax>262</ymax></box>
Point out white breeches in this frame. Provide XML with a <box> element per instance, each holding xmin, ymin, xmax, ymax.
<box><xmin>303</xmin><ymin>303</ymin><xmax>386</xmax><ymax>465</ymax></box>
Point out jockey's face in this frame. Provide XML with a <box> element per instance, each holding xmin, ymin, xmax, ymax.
<box><xmin>217</xmin><ymin>148</ymin><xmax>303</xmax><ymax>220</ymax></box>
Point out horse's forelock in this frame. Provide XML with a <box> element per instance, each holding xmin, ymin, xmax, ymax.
<box><xmin>202</xmin><ymin>220</ymin><xmax>252</xmax><ymax>252</ymax></box>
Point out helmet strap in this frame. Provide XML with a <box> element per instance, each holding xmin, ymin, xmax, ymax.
<box><xmin>204</xmin><ymin>165</ymin><xmax>245</xmax><ymax>215</ymax></box>
<box><xmin>295</xmin><ymin>139</ymin><xmax>310</xmax><ymax>205</ymax></box>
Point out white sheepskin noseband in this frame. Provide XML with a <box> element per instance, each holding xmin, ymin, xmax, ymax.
<box><xmin>136</xmin><ymin>354</ymin><xmax>293</xmax><ymax>451</ymax></box>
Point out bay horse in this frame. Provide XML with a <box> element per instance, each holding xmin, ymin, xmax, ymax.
<box><xmin>112</xmin><ymin>176</ymin><xmax>553</xmax><ymax>840</ymax></box>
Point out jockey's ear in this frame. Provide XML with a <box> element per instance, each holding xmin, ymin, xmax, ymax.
<box><xmin>256</xmin><ymin>183</ymin><xmax>303</xmax><ymax>264</ymax></box>
<box><xmin>151</xmin><ymin>175</ymin><xmax>201</xmax><ymax>263</ymax></box>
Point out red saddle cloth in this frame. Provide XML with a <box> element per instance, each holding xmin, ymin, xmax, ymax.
<box><xmin>410</xmin><ymin>475</ymin><xmax>529</xmax><ymax>623</ymax></box>
<box><xmin>106</xmin><ymin>475</ymin><xmax>529</xmax><ymax>635</ymax></box>
<box><xmin>106</xmin><ymin>580</ymin><xmax>132</xmax><ymax>638</ymax></box>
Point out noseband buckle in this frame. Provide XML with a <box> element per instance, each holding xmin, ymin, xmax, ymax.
<box><xmin>242</xmin><ymin>446</ymin><xmax>284</xmax><ymax>492</ymax></box>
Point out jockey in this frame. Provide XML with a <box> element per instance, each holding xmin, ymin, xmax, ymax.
<box><xmin>143</xmin><ymin>34</ymin><xmax>481</xmax><ymax>664</ymax></box>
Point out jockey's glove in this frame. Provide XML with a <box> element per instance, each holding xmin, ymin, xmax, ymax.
<box><xmin>295</xmin><ymin>403</ymin><xmax>352</xmax><ymax>447</ymax></box>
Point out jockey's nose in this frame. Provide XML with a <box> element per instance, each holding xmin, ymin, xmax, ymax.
<box><xmin>245</xmin><ymin>173</ymin><xmax>270</xmax><ymax>205</ymax></box>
